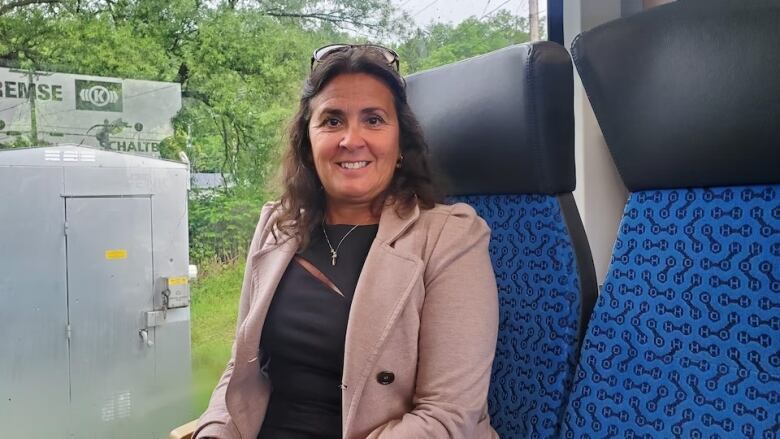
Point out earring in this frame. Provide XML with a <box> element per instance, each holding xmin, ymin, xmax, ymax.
<box><xmin>396</xmin><ymin>153</ymin><xmax>404</xmax><ymax>169</ymax></box>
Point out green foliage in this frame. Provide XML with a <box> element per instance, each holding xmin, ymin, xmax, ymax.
<box><xmin>0</xmin><ymin>0</ymin><xmax>400</xmax><ymax>185</ymax></box>
<box><xmin>190</xmin><ymin>261</ymin><xmax>244</xmax><ymax>413</ymax></box>
<box><xmin>398</xmin><ymin>10</ymin><xmax>533</xmax><ymax>74</ymax></box>
<box><xmin>188</xmin><ymin>187</ymin><xmax>270</xmax><ymax>264</ymax></box>
<box><xmin>178</xmin><ymin>9</ymin><xmax>322</xmax><ymax>186</ymax></box>
<box><xmin>45</xmin><ymin>16</ymin><xmax>177</xmax><ymax>80</ymax></box>
<box><xmin>0</xmin><ymin>0</ymin><xmax>538</xmax><ymax>183</ymax></box>
<box><xmin>0</xmin><ymin>134</ymin><xmax>38</xmax><ymax>149</ymax></box>
<box><xmin>0</xmin><ymin>0</ymin><xmax>542</xmax><ymax>264</ymax></box>
<box><xmin>0</xmin><ymin>6</ymin><xmax>56</xmax><ymax>68</ymax></box>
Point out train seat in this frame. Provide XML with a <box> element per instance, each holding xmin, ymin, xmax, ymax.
<box><xmin>407</xmin><ymin>42</ymin><xmax>598</xmax><ymax>439</ymax></box>
<box><xmin>563</xmin><ymin>1</ymin><xmax>780</xmax><ymax>437</ymax></box>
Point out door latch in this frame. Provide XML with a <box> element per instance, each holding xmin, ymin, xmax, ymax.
<box><xmin>138</xmin><ymin>329</ymin><xmax>153</xmax><ymax>347</ymax></box>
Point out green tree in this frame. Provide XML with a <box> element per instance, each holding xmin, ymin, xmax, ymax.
<box><xmin>0</xmin><ymin>0</ymin><xmax>407</xmax><ymax>174</ymax></box>
<box><xmin>0</xmin><ymin>0</ymin><xmax>537</xmax><ymax>261</ymax></box>
<box><xmin>398</xmin><ymin>10</ymin><xmax>534</xmax><ymax>74</ymax></box>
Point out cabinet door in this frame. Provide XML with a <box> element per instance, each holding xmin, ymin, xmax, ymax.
<box><xmin>66</xmin><ymin>196</ymin><xmax>156</xmax><ymax>439</ymax></box>
<box><xmin>0</xmin><ymin>167</ymin><xmax>69</xmax><ymax>437</ymax></box>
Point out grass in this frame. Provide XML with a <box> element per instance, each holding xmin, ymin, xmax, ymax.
<box><xmin>190</xmin><ymin>261</ymin><xmax>245</xmax><ymax>414</ymax></box>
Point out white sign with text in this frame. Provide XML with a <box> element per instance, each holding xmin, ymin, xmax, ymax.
<box><xmin>0</xmin><ymin>68</ymin><xmax>181</xmax><ymax>157</ymax></box>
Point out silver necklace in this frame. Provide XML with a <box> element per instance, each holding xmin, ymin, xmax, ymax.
<box><xmin>322</xmin><ymin>220</ymin><xmax>360</xmax><ymax>266</ymax></box>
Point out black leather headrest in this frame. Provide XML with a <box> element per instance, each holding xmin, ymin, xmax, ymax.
<box><xmin>572</xmin><ymin>0</ymin><xmax>780</xmax><ymax>192</ymax></box>
<box><xmin>406</xmin><ymin>42</ymin><xmax>575</xmax><ymax>195</ymax></box>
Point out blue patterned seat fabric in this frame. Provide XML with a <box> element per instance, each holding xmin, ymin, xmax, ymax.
<box><xmin>454</xmin><ymin>194</ymin><xmax>583</xmax><ymax>439</ymax></box>
<box><xmin>563</xmin><ymin>185</ymin><xmax>780</xmax><ymax>439</ymax></box>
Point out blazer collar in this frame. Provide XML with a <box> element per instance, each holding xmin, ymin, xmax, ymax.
<box><xmin>375</xmin><ymin>199</ymin><xmax>420</xmax><ymax>245</ymax></box>
<box><xmin>250</xmin><ymin>200</ymin><xmax>421</xmax><ymax>251</ymax></box>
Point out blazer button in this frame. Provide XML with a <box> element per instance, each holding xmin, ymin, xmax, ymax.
<box><xmin>376</xmin><ymin>371</ymin><xmax>395</xmax><ymax>385</ymax></box>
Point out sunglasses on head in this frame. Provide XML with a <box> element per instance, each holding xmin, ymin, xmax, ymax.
<box><xmin>310</xmin><ymin>44</ymin><xmax>400</xmax><ymax>72</ymax></box>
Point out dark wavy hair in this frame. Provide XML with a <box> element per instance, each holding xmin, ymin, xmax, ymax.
<box><xmin>271</xmin><ymin>45</ymin><xmax>441</xmax><ymax>249</ymax></box>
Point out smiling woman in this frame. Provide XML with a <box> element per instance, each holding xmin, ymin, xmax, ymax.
<box><xmin>275</xmin><ymin>44</ymin><xmax>441</xmax><ymax>247</ymax></box>
<box><xmin>308</xmin><ymin>73</ymin><xmax>401</xmax><ymax>225</ymax></box>
<box><xmin>193</xmin><ymin>44</ymin><xmax>499</xmax><ymax>439</ymax></box>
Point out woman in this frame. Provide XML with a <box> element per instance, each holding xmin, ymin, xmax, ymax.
<box><xmin>194</xmin><ymin>44</ymin><xmax>499</xmax><ymax>439</ymax></box>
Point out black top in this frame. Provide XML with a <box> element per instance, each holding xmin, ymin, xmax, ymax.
<box><xmin>258</xmin><ymin>223</ymin><xmax>379</xmax><ymax>439</ymax></box>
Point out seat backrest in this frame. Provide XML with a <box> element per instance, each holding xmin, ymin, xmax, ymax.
<box><xmin>563</xmin><ymin>1</ymin><xmax>780</xmax><ymax>437</ymax></box>
<box><xmin>406</xmin><ymin>42</ymin><xmax>598</xmax><ymax>439</ymax></box>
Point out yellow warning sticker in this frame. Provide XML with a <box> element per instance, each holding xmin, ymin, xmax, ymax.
<box><xmin>105</xmin><ymin>249</ymin><xmax>128</xmax><ymax>260</ymax></box>
<box><xmin>168</xmin><ymin>277</ymin><xmax>188</xmax><ymax>286</ymax></box>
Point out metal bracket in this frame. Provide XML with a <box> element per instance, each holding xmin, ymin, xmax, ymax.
<box><xmin>145</xmin><ymin>310</ymin><xmax>166</xmax><ymax>329</ymax></box>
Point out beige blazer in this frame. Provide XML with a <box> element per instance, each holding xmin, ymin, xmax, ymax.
<box><xmin>194</xmin><ymin>201</ymin><xmax>499</xmax><ymax>439</ymax></box>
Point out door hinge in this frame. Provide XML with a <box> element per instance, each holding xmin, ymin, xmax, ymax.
<box><xmin>66</xmin><ymin>324</ymin><xmax>71</xmax><ymax>340</ymax></box>
<box><xmin>64</xmin><ymin>221</ymin><xmax>69</xmax><ymax>236</ymax></box>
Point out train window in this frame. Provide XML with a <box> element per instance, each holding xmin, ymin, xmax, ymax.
<box><xmin>0</xmin><ymin>1</ymin><xmax>547</xmax><ymax>437</ymax></box>
<box><xmin>9</xmin><ymin>2</ymin><xmax>774</xmax><ymax>439</ymax></box>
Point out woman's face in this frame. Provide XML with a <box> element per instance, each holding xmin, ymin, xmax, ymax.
<box><xmin>308</xmin><ymin>73</ymin><xmax>401</xmax><ymax>216</ymax></box>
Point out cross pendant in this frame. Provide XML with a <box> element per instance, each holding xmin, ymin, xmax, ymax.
<box><xmin>331</xmin><ymin>250</ymin><xmax>338</xmax><ymax>266</ymax></box>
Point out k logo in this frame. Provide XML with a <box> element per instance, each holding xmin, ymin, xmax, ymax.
<box><xmin>76</xmin><ymin>80</ymin><xmax>123</xmax><ymax>112</ymax></box>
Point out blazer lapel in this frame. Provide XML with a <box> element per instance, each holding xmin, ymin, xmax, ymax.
<box><xmin>243</xmin><ymin>235</ymin><xmax>297</xmax><ymax>347</ymax></box>
<box><xmin>228</xmin><ymin>234</ymin><xmax>297</xmax><ymax>438</ymax></box>
<box><xmin>342</xmin><ymin>203</ymin><xmax>425</xmax><ymax>435</ymax></box>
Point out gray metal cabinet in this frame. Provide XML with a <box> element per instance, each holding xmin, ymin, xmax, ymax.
<box><xmin>0</xmin><ymin>145</ymin><xmax>192</xmax><ymax>438</ymax></box>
